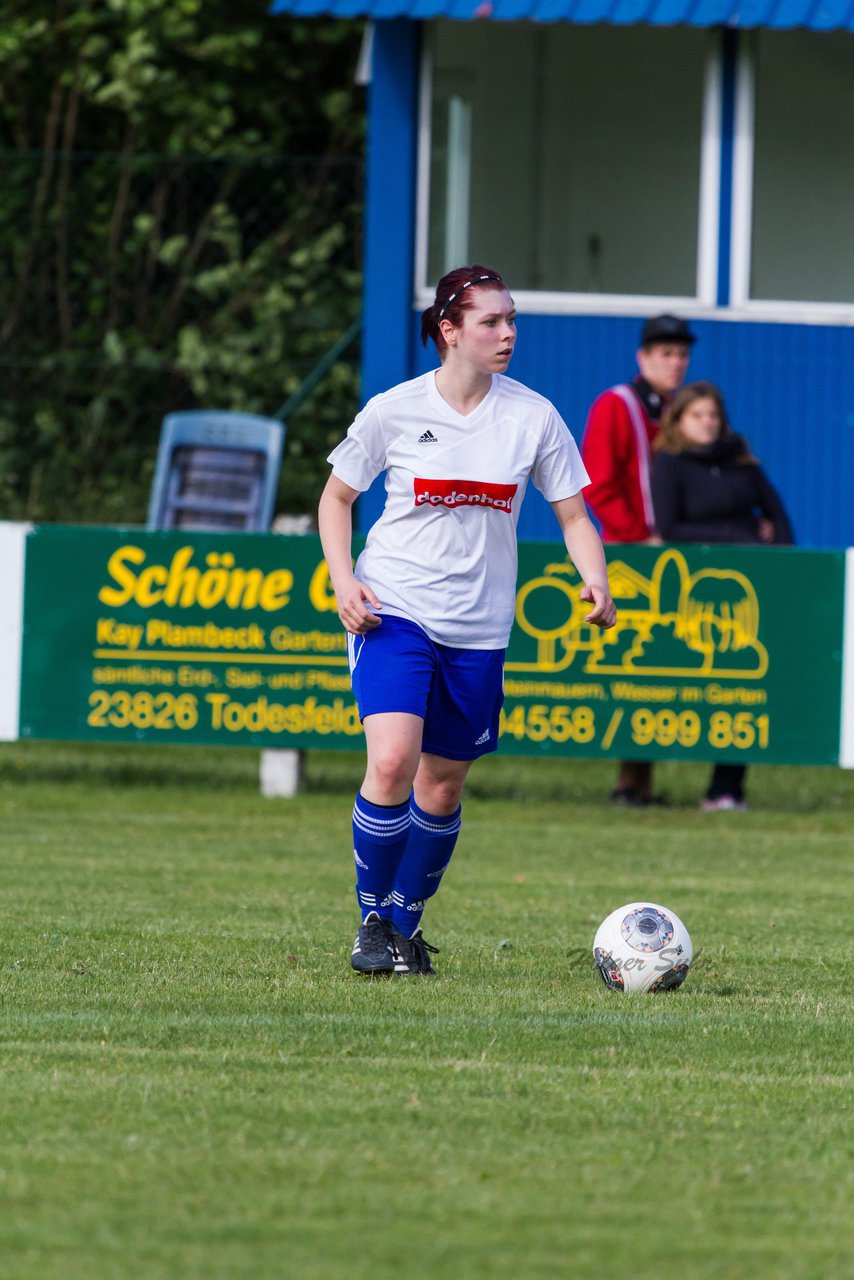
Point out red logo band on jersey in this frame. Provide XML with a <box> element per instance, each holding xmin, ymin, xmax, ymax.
<box><xmin>414</xmin><ymin>478</ymin><xmax>518</xmax><ymax>514</ymax></box>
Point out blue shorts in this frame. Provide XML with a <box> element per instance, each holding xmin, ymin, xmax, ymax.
<box><xmin>347</xmin><ymin>615</ymin><xmax>504</xmax><ymax>761</ymax></box>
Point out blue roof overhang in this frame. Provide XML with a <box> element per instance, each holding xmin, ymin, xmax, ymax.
<box><xmin>270</xmin><ymin>0</ymin><xmax>854</xmax><ymax>31</ymax></box>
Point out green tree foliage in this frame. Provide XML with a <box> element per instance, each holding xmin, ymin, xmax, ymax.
<box><xmin>0</xmin><ymin>0</ymin><xmax>365</xmax><ymax>522</ymax></box>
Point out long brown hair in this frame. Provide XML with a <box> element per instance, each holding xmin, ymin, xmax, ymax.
<box><xmin>655</xmin><ymin>381</ymin><xmax>753</xmax><ymax>459</ymax></box>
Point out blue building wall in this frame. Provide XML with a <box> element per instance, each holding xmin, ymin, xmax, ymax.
<box><xmin>358</xmin><ymin>22</ymin><xmax>854</xmax><ymax>551</ymax></box>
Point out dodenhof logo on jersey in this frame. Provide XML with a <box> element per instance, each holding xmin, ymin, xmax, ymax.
<box><xmin>413</xmin><ymin>478</ymin><xmax>518</xmax><ymax>514</ymax></box>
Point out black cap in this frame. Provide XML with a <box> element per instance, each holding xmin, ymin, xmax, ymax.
<box><xmin>640</xmin><ymin>314</ymin><xmax>697</xmax><ymax>347</ymax></box>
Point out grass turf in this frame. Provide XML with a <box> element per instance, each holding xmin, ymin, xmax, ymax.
<box><xmin>1</xmin><ymin>741</ymin><xmax>852</xmax><ymax>1279</ymax></box>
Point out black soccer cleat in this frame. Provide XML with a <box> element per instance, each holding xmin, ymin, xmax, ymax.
<box><xmin>390</xmin><ymin>926</ymin><xmax>440</xmax><ymax>976</ymax></box>
<box><xmin>351</xmin><ymin>912</ymin><xmax>396</xmax><ymax>976</ymax></box>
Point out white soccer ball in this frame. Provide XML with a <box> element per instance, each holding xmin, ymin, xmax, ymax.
<box><xmin>593</xmin><ymin>901</ymin><xmax>692</xmax><ymax>992</ymax></box>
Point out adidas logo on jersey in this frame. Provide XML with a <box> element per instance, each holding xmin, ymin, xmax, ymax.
<box><xmin>418</xmin><ymin>430</ymin><xmax>439</xmax><ymax>444</ymax></box>
<box><xmin>474</xmin><ymin>728</ymin><xmax>491</xmax><ymax>745</ymax></box>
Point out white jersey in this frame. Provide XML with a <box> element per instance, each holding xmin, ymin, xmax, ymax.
<box><xmin>327</xmin><ymin>371</ymin><xmax>589</xmax><ymax>649</ymax></box>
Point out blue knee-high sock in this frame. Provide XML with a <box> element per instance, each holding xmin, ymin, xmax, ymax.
<box><xmin>391</xmin><ymin>798</ymin><xmax>462</xmax><ymax>937</ymax></box>
<box><xmin>352</xmin><ymin>792</ymin><xmax>411</xmax><ymax>921</ymax></box>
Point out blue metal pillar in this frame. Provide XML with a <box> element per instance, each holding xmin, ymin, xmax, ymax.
<box><xmin>358</xmin><ymin>19</ymin><xmax>421</xmax><ymax>530</ymax></box>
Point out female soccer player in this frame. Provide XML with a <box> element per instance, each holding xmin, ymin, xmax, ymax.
<box><xmin>318</xmin><ymin>265</ymin><xmax>616</xmax><ymax>976</ymax></box>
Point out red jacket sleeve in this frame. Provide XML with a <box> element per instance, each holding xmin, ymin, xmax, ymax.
<box><xmin>581</xmin><ymin>390</ymin><xmax>652</xmax><ymax>543</ymax></box>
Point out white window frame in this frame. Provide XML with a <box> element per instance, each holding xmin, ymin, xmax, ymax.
<box><xmin>731</xmin><ymin>32</ymin><xmax>854</xmax><ymax>325</ymax></box>
<box><xmin>415</xmin><ymin>27</ymin><xmax>722</xmax><ymax>319</ymax></box>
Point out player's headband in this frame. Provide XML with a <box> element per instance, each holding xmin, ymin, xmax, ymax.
<box><xmin>437</xmin><ymin>274</ymin><xmax>503</xmax><ymax>320</ymax></box>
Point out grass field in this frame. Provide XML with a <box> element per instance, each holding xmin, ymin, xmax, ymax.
<box><xmin>1</xmin><ymin>741</ymin><xmax>852</xmax><ymax>1280</ymax></box>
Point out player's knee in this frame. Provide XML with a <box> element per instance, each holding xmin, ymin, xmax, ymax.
<box><xmin>418</xmin><ymin>776</ymin><xmax>464</xmax><ymax>814</ymax></box>
<box><xmin>365</xmin><ymin>750</ymin><xmax>417</xmax><ymax>801</ymax></box>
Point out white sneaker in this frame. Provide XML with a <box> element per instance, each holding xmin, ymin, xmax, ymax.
<box><xmin>701</xmin><ymin>795</ymin><xmax>748</xmax><ymax>812</ymax></box>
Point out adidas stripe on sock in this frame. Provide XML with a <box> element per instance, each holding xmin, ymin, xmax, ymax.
<box><xmin>352</xmin><ymin>793</ymin><xmax>411</xmax><ymax>921</ymax></box>
<box><xmin>390</xmin><ymin>798</ymin><xmax>462</xmax><ymax>937</ymax></box>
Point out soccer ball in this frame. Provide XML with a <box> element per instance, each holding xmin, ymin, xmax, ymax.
<box><xmin>593</xmin><ymin>902</ymin><xmax>692</xmax><ymax>992</ymax></box>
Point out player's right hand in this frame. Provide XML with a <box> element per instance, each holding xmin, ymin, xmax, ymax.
<box><xmin>336</xmin><ymin>577</ymin><xmax>383</xmax><ymax>634</ymax></box>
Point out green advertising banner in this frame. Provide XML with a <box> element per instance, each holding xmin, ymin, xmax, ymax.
<box><xmin>18</xmin><ymin>526</ymin><xmax>846</xmax><ymax>765</ymax></box>
<box><xmin>504</xmin><ymin>542</ymin><xmax>844</xmax><ymax>765</ymax></box>
<box><xmin>20</xmin><ymin>526</ymin><xmax>354</xmax><ymax>749</ymax></box>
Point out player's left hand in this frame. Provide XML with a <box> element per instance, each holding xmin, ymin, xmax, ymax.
<box><xmin>580</xmin><ymin>584</ymin><xmax>617</xmax><ymax>629</ymax></box>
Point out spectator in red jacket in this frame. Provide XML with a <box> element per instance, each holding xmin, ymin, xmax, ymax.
<box><xmin>581</xmin><ymin>313</ymin><xmax>696</xmax><ymax>806</ymax></box>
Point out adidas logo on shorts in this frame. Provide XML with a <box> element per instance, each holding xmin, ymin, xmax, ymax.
<box><xmin>418</xmin><ymin>430</ymin><xmax>439</xmax><ymax>444</ymax></box>
<box><xmin>474</xmin><ymin>728</ymin><xmax>491</xmax><ymax>745</ymax></box>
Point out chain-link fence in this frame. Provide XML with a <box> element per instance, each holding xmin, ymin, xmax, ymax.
<box><xmin>0</xmin><ymin>150</ymin><xmax>363</xmax><ymax>523</ymax></box>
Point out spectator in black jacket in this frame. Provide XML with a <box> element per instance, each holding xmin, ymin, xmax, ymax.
<box><xmin>651</xmin><ymin>381</ymin><xmax>793</xmax><ymax>810</ymax></box>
